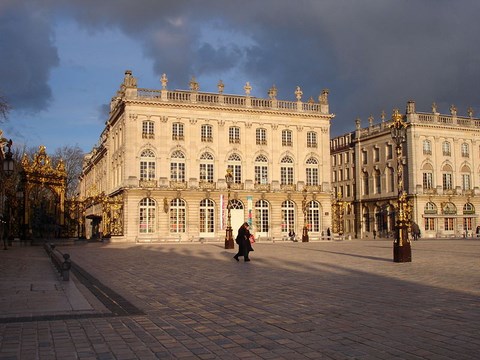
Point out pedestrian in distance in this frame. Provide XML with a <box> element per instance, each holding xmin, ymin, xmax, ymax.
<box><xmin>233</xmin><ymin>222</ymin><xmax>254</xmax><ymax>262</ymax></box>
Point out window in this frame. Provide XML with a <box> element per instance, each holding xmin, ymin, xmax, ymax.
<box><xmin>282</xmin><ymin>130</ymin><xmax>293</xmax><ymax>146</ymax></box>
<box><xmin>307</xmin><ymin>131</ymin><xmax>317</xmax><ymax>148</ymax></box>
<box><xmin>170</xmin><ymin>150</ymin><xmax>185</xmax><ymax>182</ymax></box>
<box><xmin>374</xmin><ymin>169</ymin><xmax>381</xmax><ymax>194</ymax></box>
<box><xmin>142</xmin><ymin>120</ymin><xmax>154</xmax><ymax>139</ymax></box>
<box><xmin>280</xmin><ymin>156</ymin><xmax>294</xmax><ymax>185</ymax></box>
<box><xmin>172</xmin><ymin>122</ymin><xmax>184</xmax><ymax>140</ymax></box>
<box><xmin>423</xmin><ymin>140</ymin><xmax>432</xmax><ymax>155</ymax></box>
<box><xmin>255</xmin><ymin>200</ymin><xmax>270</xmax><ymax>233</ymax></box>
<box><xmin>281</xmin><ymin>200</ymin><xmax>295</xmax><ymax>234</ymax></box>
<box><xmin>306</xmin><ymin>157</ymin><xmax>319</xmax><ymax>186</ymax></box>
<box><xmin>229</xmin><ymin>126</ymin><xmax>240</xmax><ymax>144</ymax></box>
<box><xmin>199</xmin><ymin>152</ymin><xmax>214</xmax><ymax>183</ymax></box>
<box><xmin>256</xmin><ymin>128</ymin><xmax>267</xmax><ymax>145</ymax></box>
<box><xmin>139</xmin><ymin>198</ymin><xmax>155</xmax><ymax>233</ymax></box>
<box><xmin>424</xmin><ymin>218</ymin><xmax>435</xmax><ymax>231</ymax></box>
<box><xmin>442</xmin><ymin>141</ymin><xmax>451</xmax><ymax>156</ymax></box>
<box><xmin>444</xmin><ymin>218</ymin><xmax>454</xmax><ymax>231</ymax></box>
<box><xmin>170</xmin><ymin>198</ymin><xmax>186</xmax><ymax>233</ymax></box>
<box><xmin>201</xmin><ymin>124</ymin><xmax>213</xmax><ymax>142</ymax></box>
<box><xmin>463</xmin><ymin>203</ymin><xmax>475</xmax><ymax>214</ymax></box>
<box><xmin>462</xmin><ymin>174</ymin><xmax>471</xmax><ymax>190</ymax></box>
<box><xmin>140</xmin><ymin>149</ymin><xmax>155</xmax><ymax>180</ymax></box>
<box><xmin>389</xmin><ymin>167</ymin><xmax>395</xmax><ymax>192</ymax></box>
<box><xmin>442</xmin><ymin>165</ymin><xmax>453</xmax><ymax>190</ymax></box>
<box><xmin>362</xmin><ymin>150</ymin><xmax>368</xmax><ymax>165</ymax></box>
<box><xmin>423</xmin><ymin>172</ymin><xmax>433</xmax><ymax>189</ymax></box>
<box><xmin>463</xmin><ymin>217</ymin><xmax>472</xmax><ymax>231</ymax></box>
<box><xmin>461</xmin><ymin>142</ymin><xmax>470</xmax><ymax>157</ymax></box>
<box><xmin>199</xmin><ymin>199</ymin><xmax>215</xmax><ymax>233</ymax></box>
<box><xmin>374</xmin><ymin>148</ymin><xmax>380</xmax><ymax>162</ymax></box>
<box><xmin>307</xmin><ymin>201</ymin><xmax>320</xmax><ymax>232</ymax></box>
<box><xmin>227</xmin><ymin>153</ymin><xmax>242</xmax><ymax>183</ymax></box>
<box><xmin>386</xmin><ymin>144</ymin><xmax>393</xmax><ymax>160</ymax></box>
<box><xmin>254</xmin><ymin>155</ymin><xmax>268</xmax><ymax>184</ymax></box>
<box><xmin>363</xmin><ymin>172</ymin><xmax>369</xmax><ymax>195</ymax></box>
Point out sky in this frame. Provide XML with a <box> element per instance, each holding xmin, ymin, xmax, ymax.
<box><xmin>1</xmin><ymin>0</ymin><xmax>480</xmax><ymax>154</ymax></box>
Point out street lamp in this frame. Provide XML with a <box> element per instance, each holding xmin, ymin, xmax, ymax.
<box><xmin>1</xmin><ymin>138</ymin><xmax>14</xmax><ymax>250</ymax></box>
<box><xmin>389</xmin><ymin>109</ymin><xmax>412</xmax><ymax>262</ymax></box>
<box><xmin>224</xmin><ymin>168</ymin><xmax>234</xmax><ymax>249</ymax></box>
<box><xmin>302</xmin><ymin>187</ymin><xmax>309</xmax><ymax>242</ymax></box>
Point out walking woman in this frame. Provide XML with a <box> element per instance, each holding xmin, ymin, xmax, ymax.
<box><xmin>233</xmin><ymin>222</ymin><xmax>254</xmax><ymax>262</ymax></box>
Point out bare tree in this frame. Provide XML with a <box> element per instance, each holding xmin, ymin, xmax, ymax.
<box><xmin>52</xmin><ymin>145</ymin><xmax>84</xmax><ymax>199</ymax></box>
<box><xmin>0</xmin><ymin>92</ymin><xmax>10</xmax><ymax>122</ymax></box>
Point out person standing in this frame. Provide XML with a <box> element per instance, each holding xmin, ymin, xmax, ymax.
<box><xmin>234</xmin><ymin>222</ymin><xmax>253</xmax><ymax>262</ymax></box>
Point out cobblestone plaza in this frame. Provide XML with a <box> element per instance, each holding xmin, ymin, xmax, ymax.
<box><xmin>1</xmin><ymin>239</ymin><xmax>479</xmax><ymax>359</ymax></box>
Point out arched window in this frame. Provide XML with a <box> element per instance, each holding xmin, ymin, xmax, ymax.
<box><xmin>140</xmin><ymin>149</ymin><xmax>155</xmax><ymax>180</ymax></box>
<box><xmin>200</xmin><ymin>152</ymin><xmax>214</xmax><ymax>182</ymax></box>
<box><xmin>306</xmin><ymin>157</ymin><xmax>318</xmax><ymax>186</ymax></box>
<box><xmin>442</xmin><ymin>164</ymin><xmax>453</xmax><ymax>190</ymax></box>
<box><xmin>280</xmin><ymin>156</ymin><xmax>294</xmax><ymax>185</ymax></box>
<box><xmin>307</xmin><ymin>201</ymin><xmax>321</xmax><ymax>232</ymax></box>
<box><xmin>256</xmin><ymin>128</ymin><xmax>267</xmax><ymax>145</ymax></box>
<box><xmin>170</xmin><ymin>198</ymin><xmax>186</xmax><ymax>233</ymax></box>
<box><xmin>281</xmin><ymin>200</ymin><xmax>295</xmax><ymax>234</ymax></box>
<box><xmin>227</xmin><ymin>153</ymin><xmax>242</xmax><ymax>183</ymax></box>
<box><xmin>139</xmin><ymin>198</ymin><xmax>155</xmax><ymax>233</ymax></box>
<box><xmin>423</xmin><ymin>140</ymin><xmax>432</xmax><ymax>155</ymax></box>
<box><xmin>461</xmin><ymin>165</ymin><xmax>471</xmax><ymax>190</ymax></box>
<box><xmin>142</xmin><ymin>120</ymin><xmax>154</xmax><ymax>139</ymax></box>
<box><xmin>422</xmin><ymin>163</ymin><xmax>434</xmax><ymax>189</ymax></box>
<box><xmin>442</xmin><ymin>141</ymin><xmax>451</xmax><ymax>156</ymax></box>
<box><xmin>282</xmin><ymin>129</ymin><xmax>293</xmax><ymax>146</ymax></box>
<box><xmin>254</xmin><ymin>155</ymin><xmax>268</xmax><ymax>184</ymax></box>
<box><xmin>170</xmin><ymin>150</ymin><xmax>186</xmax><ymax>182</ymax></box>
<box><xmin>255</xmin><ymin>199</ymin><xmax>269</xmax><ymax>233</ymax></box>
<box><xmin>424</xmin><ymin>202</ymin><xmax>437</xmax><ymax>214</ymax></box>
<box><xmin>463</xmin><ymin>203</ymin><xmax>475</xmax><ymax>214</ymax></box>
<box><xmin>199</xmin><ymin>199</ymin><xmax>215</xmax><ymax>233</ymax></box>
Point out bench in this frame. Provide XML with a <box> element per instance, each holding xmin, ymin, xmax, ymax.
<box><xmin>44</xmin><ymin>243</ymin><xmax>71</xmax><ymax>281</ymax></box>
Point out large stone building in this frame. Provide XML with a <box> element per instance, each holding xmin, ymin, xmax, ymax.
<box><xmin>79</xmin><ymin>71</ymin><xmax>334</xmax><ymax>242</ymax></box>
<box><xmin>331</xmin><ymin>101</ymin><xmax>480</xmax><ymax>239</ymax></box>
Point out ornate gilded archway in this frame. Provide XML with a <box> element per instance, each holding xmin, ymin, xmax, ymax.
<box><xmin>20</xmin><ymin>146</ymin><xmax>67</xmax><ymax>239</ymax></box>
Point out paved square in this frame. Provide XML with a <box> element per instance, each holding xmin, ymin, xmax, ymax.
<box><xmin>1</xmin><ymin>239</ymin><xmax>479</xmax><ymax>359</ymax></box>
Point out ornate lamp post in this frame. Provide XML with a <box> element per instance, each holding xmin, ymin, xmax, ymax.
<box><xmin>389</xmin><ymin>109</ymin><xmax>412</xmax><ymax>262</ymax></box>
<box><xmin>302</xmin><ymin>187</ymin><xmax>309</xmax><ymax>242</ymax></box>
<box><xmin>224</xmin><ymin>168</ymin><xmax>234</xmax><ymax>249</ymax></box>
<box><xmin>1</xmin><ymin>137</ymin><xmax>14</xmax><ymax>250</ymax></box>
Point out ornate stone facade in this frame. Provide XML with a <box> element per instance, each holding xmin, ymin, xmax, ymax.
<box><xmin>79</xmin><ymin>71</ymin><xmax>334</xmax><ymax>242</ymax></box>
<box><xmin>331</xmin><ymin>101</ymin><xmax>480</xmax><ymax>239</ymax></box>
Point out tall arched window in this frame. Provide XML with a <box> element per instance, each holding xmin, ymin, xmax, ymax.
<box><xmin>254</xmin><ymin>155</ymin><xmax>268</xmax><ymax>184</ymax></box>
<box><xmin>442</xmin><ymin>164</ymin><xmax>453</xmax><ymax>190</ymax></box>
<box><xmin>280</xmin><ymin>156</ymin><xmax>294</xmax><ymax>185</ymax></box>
<box><xmin>200</xmin><ymin>152</ymin><xmax>214</xmax><ymax>182</ymax></box>
<box><xmin>422</xmin><ymin>163</ymin><xmax>434</xmax><ymax>189</ymax></box>
<box><xmin>170</xmin><ymin>198</ymin><xmax>186</xmax><ymax>233</ymax></box>
<box><xmin>140</xmin><ymin>149</ymin><xmax>155</xmax><ymax>180</ymax></box>
<box><xmin>461</xmin><ymin>165</ymin><xmax>471</xmax><ymax>190</ymax></box>
<box><xmin>170</xmin><ymin>150</ymin><xmax>186</xmax><ymax>182</ymax></box>
<box><xmin>461</xmin><ymin>142</ymin><xmax>470</xmax><ymax>157</ymax></box>
<box><xmin>306</xmin><ymin>157</ymin><xmax>319</xmax><ymax>186</ymax></box>
<box><xmin>199</xmin><ymin>199</ymin><xmax>215</xmax><ymax>234</ymax></box>
<box><xmin>307</xmin><ymin>201</ymin><xmax>321</xmax><ymax>232</ymax></box>
<box><xmin>227</xmin><ymin>153</ymin><xmax>242</xmax><ymax>183</ymax></box>
<box><xmin>255</xmin><ymin>199</ymin><xmax>270</xmax><ymax>233</ymax></box>
<box><xmin>281</xmin><ymin>200</ymin><xmax>295</xmax><ymax>234</ymax></box>
<box><xmin>139</xmin><ymin>198</ymin><xmax>155</xmax><ymax>233</ymax></box>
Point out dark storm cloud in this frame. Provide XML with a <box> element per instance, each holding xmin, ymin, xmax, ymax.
<box><xmin>0</xmin><ymin>2</ymin><xmax>59</xmax><ymax>112</ymax></box>
<box><xmin>3</xmin><ymin>0</ymin><xmax>480</xmax><ymax>135</ymax></box>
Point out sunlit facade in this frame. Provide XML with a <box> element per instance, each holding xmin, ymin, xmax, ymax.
<box><xmin>79</xmin><ymin>71</ymin><xmax>334</xmax><ymax>242</ymax></box>
<box><xmin>331</xmin><ymin>101</ymin><xmax>480</xmax><ymax>239</ymax></box>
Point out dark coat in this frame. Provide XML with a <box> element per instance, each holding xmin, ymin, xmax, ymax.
<box><xmin>235</xmin><ymin>225</ymin><xmax>254</xmax><ymax>253</ymax></box>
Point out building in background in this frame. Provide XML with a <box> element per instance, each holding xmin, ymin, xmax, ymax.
<box><xmin>79</xmin><ymin>71</ymin><xmax>334</xmax><ymax>242</ymax></box>
<box><xmin>331</xmin><ymin>101</ymin><xmax>480</xmax><ymax>239</ymax></box>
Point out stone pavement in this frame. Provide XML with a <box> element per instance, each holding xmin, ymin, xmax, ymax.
<box><xmin>0</xmin><ymin>239</ymin><xmax>479</xmax><ymax>359</ymax></box>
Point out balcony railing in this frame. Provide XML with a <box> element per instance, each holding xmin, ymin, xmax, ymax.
<box><xmin>140</xmin><ymin>180</ymin><xmax>158</xmax><ymax>188</ymax></box>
